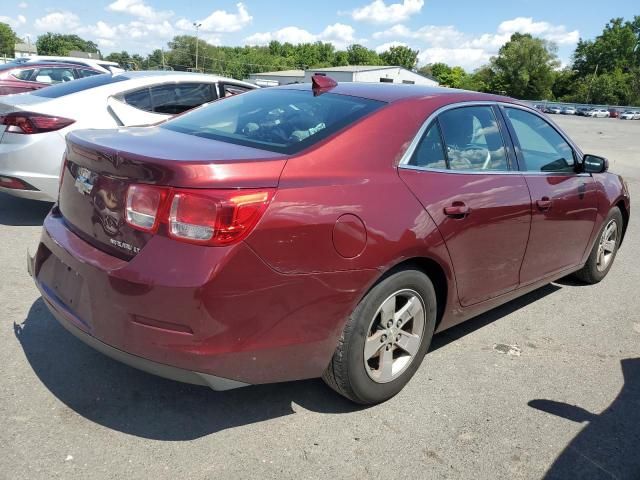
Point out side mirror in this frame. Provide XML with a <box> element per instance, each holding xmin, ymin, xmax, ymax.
<box><xmin>582</xmin><ymin>154</ymin><xmax>608</xmax><ymax>174</ymax></box>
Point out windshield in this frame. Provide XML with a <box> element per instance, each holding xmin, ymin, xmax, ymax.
<box><xmin>161</xmin><ymin>88</ymin><xmax>385</xmax><ymax>155</ymax></box>
<box><xmin>31</xmin><ymin>73</ymin><xmax>128</xmax><ymax>98</ymax></box>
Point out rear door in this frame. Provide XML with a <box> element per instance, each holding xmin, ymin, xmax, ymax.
<box><xmin>501</xmin><ymin>106</ymin><xmax>598</xmax><ymax>284</ymax></box>
<box><xmin>399</xmin><ymin>104</ymin><xmax>532</xmax><ymax>306</ymax></box>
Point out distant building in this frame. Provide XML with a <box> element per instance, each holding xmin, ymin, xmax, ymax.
<box><xmin>247</xmin><ymin>66</ymin><xmax>438</xmax><ymax>87</ymax></box>
<box><xmin>68</xmin><ymin>51</ymin><xmax>101</xmax><ymax>59</ymax></box>
<box><xmin>247</xmin><ymin>69</ymin><xmax>306</xmax><ymax>86</ymax></box>
<box><xmin>304</xmin><ymin>66</ymin><xmax>438</xmax><ymax>86</ymax></box>
<box><xmin>14</xmin><ymin>42</ymin><xmax>37</xmax><ymax>58</ymax></box>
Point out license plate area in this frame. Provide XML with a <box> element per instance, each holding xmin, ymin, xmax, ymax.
<box><xmin>37</xmin><ymin>254</ymin><xmax>92</xmax><ymax>327</ymax></box>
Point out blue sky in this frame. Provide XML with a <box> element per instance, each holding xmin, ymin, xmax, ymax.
<box><xmin>1</xmin><ymin>0</ymin><xmax>638</xmax><ymax>70</ymax></box>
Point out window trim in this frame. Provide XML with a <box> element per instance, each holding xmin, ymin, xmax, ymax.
<box><xmin>400</xmin><ymin>101</ymin><xmax>517</xmax><ymax>175</ymax></box>
<box><xmin>398</xmin><ymin>100</ymin><xmax>586</xmax><ymax>177</ymax></box>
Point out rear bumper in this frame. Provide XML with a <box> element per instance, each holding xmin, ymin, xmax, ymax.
<box><xmin>32</xmin><ymin>270</ymin><xmax>248</xmax><ymax>390</ymax></box>
<box><xmin>30</xmin><ymin>211</ymin><xmax>377</xmax><ymax>386</ymax></box>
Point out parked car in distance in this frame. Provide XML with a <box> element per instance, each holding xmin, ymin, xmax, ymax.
<box><xmin>561</xmin><ymin>106</ymin><xmax>577</xmax><ymax>115</ymax></box>
<box><xmin>0</xmin><ymin>62</ymin><xmax>101</xmax><ymax>96</ymax></box>
<box><xmin>0</xmin><ymin>71</ymin><xmax>256</xmax><ymax>201</ymax></box>
<box><xmin>8</xmin><ymin>56</ymin><xmax>123</xmax><ymax>74</ymax></box>
<box><xmin>608</xmin><ymin>109</ymin><xmax>620</xmax><ymax>118</ymax></box>
<box><xmin>587</xmin><ymin>108</ymin><xmax>611</xmax><ymax>118</ymax></box>
<box><xmin>620</xmin><ymin>110</ymin><xmax>640</xmax><ymax>120</ymax></box>
<box><xmin>28</xmin><ymin>78</ymin><xmax>631</xmax><ymax>404</ymax></box>
<box><xmin>548</xmin><ymin>105</ymin><xmax>563</xmax><ymax>114</ymax></box>
<box><xmin>576</xmin><ymin>107</ymin><xmax>593</xmax><ymax>116</ymax></box>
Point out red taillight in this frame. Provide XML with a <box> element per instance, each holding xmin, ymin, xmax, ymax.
<box><xmin>168</xmin><ymin>190</ymin><xmax>274</xmax><ymax>245</ymax></box>
<box><xmin>0</xmin><ymin>175</ymin><xmax>36</xmax><ymax>190</ymax></box>
<box><xmin>124</xmin><ymin>185</ymin><xmax>274</xmax><ymax>245</ymax></box>
<box><xmin>0</xmin><ymin>111</ymin><xmax>75</xmax><ymax>134</ymax></box>
<box><xmin>125</xmin><ymin>184</ymin><xmax>167</xmax><ymax>232</ymax></box>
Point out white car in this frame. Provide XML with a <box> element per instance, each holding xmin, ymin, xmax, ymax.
<box><xmin>620</xmin><ymin>110</ymin><xmax>640</xmax><ymax>120</ymax></box>
<box><xmin>0</xmin><ymin>71</ymin><xmax>256</xmax><ymax>201</ymax></box>
<box><xmin>587</xmin><ymin>108</ymin><xmax>610</xmax><ymax>118</ymax></box>
<box><xmin>561</xmin><ymin>106</ymin><xmax>577</xmax><ymax>115</ymax></box>
<box><xmin>9</xmin><ymin>56</ymin><xmax>124</xmax><ymax>74</ymax></box>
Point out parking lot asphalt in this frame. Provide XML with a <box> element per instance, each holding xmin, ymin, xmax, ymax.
<box><xmin>1</xmin><ymin>115</ymin><xmax>638</xmax><ymax>480</ymax></box>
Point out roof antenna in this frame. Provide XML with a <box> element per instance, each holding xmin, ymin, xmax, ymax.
<box><xmin>311</xmin><ymin>73</ymin><xmax>337</xmax><ymax>95</ymax></box>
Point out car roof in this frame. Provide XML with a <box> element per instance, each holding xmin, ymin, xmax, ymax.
<box><xmin>276</xmin><ymin>81</ymin><xmax>516</xmax><ymax>104</ymax></box>
<box><xmin>1</xmin><ymin>61</ymin><xmax>97</xmax><ymax>70</ymax></box>
<box><xmin>117</xmin><ymin>71</ymin><xmax>256</xmax><ymax>88</ymax></box>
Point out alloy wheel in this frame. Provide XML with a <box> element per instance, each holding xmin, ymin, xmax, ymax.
<box><xmin>364</xmin><ymin>289</ymin><xmax>426</xmax><ymax>383</ymax></box>
<box><xmin>596</xmin><ymin>219</ymin><xmax>618</xmax><ymax>272</ymax></box>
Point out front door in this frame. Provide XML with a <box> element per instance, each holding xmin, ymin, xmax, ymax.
<box><xmin>399</xmin><ymin>105</ymin><xmax>532</xmax><ymax>306</ymax></box>
<box><xmin>501</xmin><ymin>107</ymin><xmax>598</xmax><ymax>284</ymax></box>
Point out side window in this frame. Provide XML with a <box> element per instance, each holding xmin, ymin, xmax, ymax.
<box><xmin>34</xmin><ymin>68</ymin><xmax>75</xmax><ymax>84</ymax></box>
<box><xmin>505</xmin><ymin>108</ymin><xmax>575</xmax><ymax>173</ymax></box>
<box><xmin>122</xmin><ymin>87</ymin><xmax>153</xmax><ymax>112</ymax></box>
<box><xmin>150</xmin><ymin>83</ymin><xmax>218</xmax><ymax>114</ymax></box>
<box><xmin>11</xmin><ymin>69</ymin><xmax>35</xmax><ymax>81</ymax></box>
<box><xmin>220</xmin><ymin>83</ymin><xmax>251</xmax><ymax>98</ymax></box>
<box><xmin>409</xmin><ymin>122</ymin><xmax>446</xmax><ymax>169</ymax></box>
<box><xmin>438</xmin><ymin>106</ymin><xmax>508</xmax><ymax>171</ymax></box>
<box><xmin>78</xmin><ymin>69</ymin><xmax>101</xmax><ymax>78</ymax></box>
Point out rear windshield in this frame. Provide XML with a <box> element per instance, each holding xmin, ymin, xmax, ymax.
<box><xmin>31</xmin><ymin>73</ymin><xmax>129</xmax><ymax>98</ymax></box>
<box><xmin>161</xmin><ymin>88</ymin><xmax>385</xmax><ymax>155</ymax></box>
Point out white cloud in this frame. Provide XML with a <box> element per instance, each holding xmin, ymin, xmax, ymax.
<box><xmin>0</xmin><ymin>14</ymin><xmax>27</xmax><ymax>29</ymax></box>
<box><xmin>497</xmin><ymin>17</ymin><xmax>579</xmax><ymax>45</ymax></box>
<box><xmin>375</xmin><ymin>41</ymin><xmax>408</xmax><ymax>53</ymax></box>
<box><xmin>107</xmin><ymin>0</ymin><xmax>173</xmax><ymax>22</ymax></box>
<box><xmin>373</xmin><ymin>17</ymin><xmax>580</xmax><ymax>69</ymax></box>
<box><xmin>34</xmin><ymin>11</ymin><xmax>80</xmax><ymax>31</ymax></box>
<box><xmin>349</xmin><ymin>0</ymin><xmax>424</xmax><ymax>24</ymax></box>
<box><xmin>245</xmin><ymin>23</ymin><xmax>357</xmax><ymax>50</ymax></box>
<box><xmin>18</xmin><ymin>2</ymin><xmax>28</xmax><ymax>9</ymax></box>
<box><xmin>418</xmin><ymin>48</ymin><xmax>492</xmax><ymax>71</ymax></box>
<box><xmin>175</xmin><ymin>3</ymin><xmax>252</xmax><ymax>34</ymax></box>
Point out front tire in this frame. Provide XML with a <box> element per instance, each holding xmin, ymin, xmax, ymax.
<box><xmin>322</xmin><ymin>269</ymin><xmax>437</xmax><ymax>404</ymax></box>
<box><xmin>573</xmin><ymin>207</ymin><xmax>623</xmax><ymax>284</ymax></box>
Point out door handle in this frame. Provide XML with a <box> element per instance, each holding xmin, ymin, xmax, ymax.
<box><xmin>536</xmin><ymin>197</ymin><xmax>552</xmax><ymax>211</ymax></box>
<box><xmin>444</xmin><ymin>202</ymin><xmax>470</xmax><ymax>218</ymax></box>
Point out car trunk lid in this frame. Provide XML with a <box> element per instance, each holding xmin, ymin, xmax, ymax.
<box><xmin>58</xmin><ymin>126</ymin><xmax>288</xmax><ymax>259</ymax></box>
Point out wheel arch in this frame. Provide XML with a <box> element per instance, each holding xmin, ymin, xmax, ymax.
<box><xmin>615</xmin><ymin>199</ymin><xmax>629</xmax><ymax>246</ymax></box>
<box><xmin>368</xmin><ymin>257</ymin><xmax>450</xmax><ymax>330</ymax></box>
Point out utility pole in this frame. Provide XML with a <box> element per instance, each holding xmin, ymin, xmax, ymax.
<box><xmin>193</xmin><ymin>22</ymin><xmax>202</xmax><ymax>72</ymax></box>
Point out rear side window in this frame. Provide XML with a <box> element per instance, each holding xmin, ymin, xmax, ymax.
<box><xmin>78</xmin><ymin>68</ymin><xmax>101</xmax><ymax>78</ymax></box>
<box><xmin>123</xmin><ymin>87</ymin><xmax>153</xmax><ymax>111</ymax></box>
<box><xmin>504</xmin><ymin>108</ymin><xmax>575</xmax><ymax>173</ymax></box>
<box><xmin>32</xmin><ymin>73</ymin><xmax>127</xmax><ymax>98</ymax></box>
<box><xmin>150</xmin><ymin>83</ymin><xmax>217</xmax><ymax>114</ymax></box>
<box><xmin>409</xmin><ymin>123</ymin><xmax>446</xmax><ymax>169</ymax></box>
<box><xmin>11</xmin><ymin>69</ymin><xmax>34</xmax><ymax>81</ymax></box>
<box><xmin>438</xmin><ymin>106</ymin><xmax>508</xmax><ymax>171</ymax></box>
<box><xmin>162</xmin><ymin>89</ymin><xmax>384</xmax><ymax>155</ymax></box>
<box><xmin>220</xmin><ymin>83</ymin><xmax>252</xmax><ymax>97</ymax></box>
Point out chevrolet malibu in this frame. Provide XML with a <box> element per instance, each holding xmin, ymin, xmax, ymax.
<box><xmin>29</xmin><ymin>77</ymin><xmax>630</xmax><ymax>404</ymax></box>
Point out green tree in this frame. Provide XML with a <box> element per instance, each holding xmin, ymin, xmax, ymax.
<box><xmin>346</xmin><ymin>44</ymin><xmax>381</xmax><ymax>65</ymax></box>
<box><xmin>573</xmin><ymin>17</ymin><xmax>639</xmax><ymax>77</ymax></box>
<box><xmin>489</xmin><ymin>33</ymin><xmax>559</xmax><ymax>99</ymax></box>
<box><xmin>379</xmin><ymin>45</ymin><xmax>418</xmax><ymax>69</ymax></box>
<box><xmin>36</xmin><ymin>33</ymin><xmax>100</xmax><ymax>56</ymax></box>
<box><xmin>0</xmin><ymin>22</ymin><xmax>19</xmax><ymax>57</ymax></box>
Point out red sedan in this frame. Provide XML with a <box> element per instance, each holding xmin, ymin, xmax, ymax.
<box><xmin>0</xmin><ymin>62</ymin><xmax>101</xmax><ymax>95</ymax></box>
<box><xmin>29</xmin><ymin>77</ymin><xmax>631</xmax><ymax>404</ymax></box>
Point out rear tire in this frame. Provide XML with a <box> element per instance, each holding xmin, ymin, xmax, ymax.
<box><xmin>323</xmin><ymin>269</ymin><xmax>437</xmax><ymax>405</ymax></box>
<box><xmin>573</xmin><ymin>207</ymin><xmax>623</xmax><ymax>284</ymax></box>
